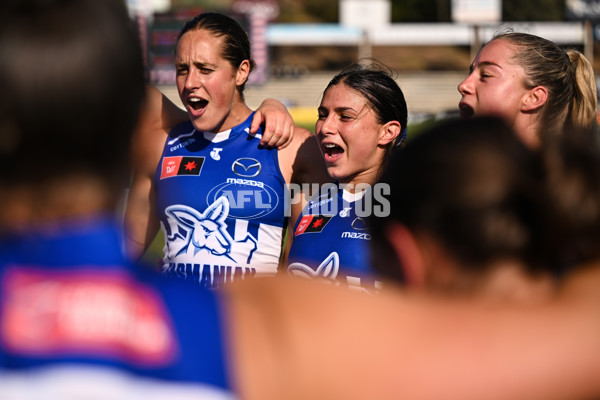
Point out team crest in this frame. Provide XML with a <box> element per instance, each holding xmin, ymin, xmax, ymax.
<box><xmin>162</xmin><ymin>197</ymin><xmax>257</xmax><ymax>264</ymax></box>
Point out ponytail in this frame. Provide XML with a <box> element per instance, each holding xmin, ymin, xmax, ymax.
<box><xmin>566</xmin><ymin>50</ymin><xmax>597</xmax><ymax>131</ymax></box>
<box><xmin>493</xmin><ymin>33</ymin><xmax>598</xmax><ymax>136</ymax></box>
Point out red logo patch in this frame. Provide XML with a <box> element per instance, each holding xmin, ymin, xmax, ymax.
<box><xmin>160</xmin><ymin>156</ymin><xmax>204</xmax><ymax>179</ymax></box>
<box><xmin>1</xmin><ymin>268</ymin><xmax>178</xmax><ymax>366</ymax></box>
<box><xmin>294</xmin><ymin>214</ymin><xmax>332</xmax><ymax>236</ymax></box>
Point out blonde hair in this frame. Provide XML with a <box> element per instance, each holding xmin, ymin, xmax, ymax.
<box><xmin>492</xmin><ymin>32</ymin><xmax>597</xmax><ymax>134</ymax></box>
<box><xmin>567</xmin><ymin>50</ymin><xmax>597</xmax><ymax>130</ymax></box>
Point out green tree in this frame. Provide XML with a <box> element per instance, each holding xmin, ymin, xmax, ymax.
<box><xmin>392</xmin><ymin>0</ymin><xmax>451</xmax><ymax>22</ymax></box>
<box><xmin>304</xmin><ymin>0</ymin><xmax>338</xmax><ymax>22</ymax></box>
<box><xmin>278</xmin><ymin>0</ymin><xmax>338</xmax><ymax>23</ymax></box>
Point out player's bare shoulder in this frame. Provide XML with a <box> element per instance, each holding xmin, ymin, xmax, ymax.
<box><xmin>131</xmin><ymin>87</ymin><xmax>176</xmax><ymax>177</ymax></box>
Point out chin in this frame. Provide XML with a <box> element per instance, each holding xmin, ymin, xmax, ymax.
<box><xmin>190</xmin><ymin>117</ymin><xmax>216</xmax><ymax>133</ymax></box>
<box><xmin>328</xmin><ymin>173</ymin><xmax>351</xmax><ymax>184</ymax></box>
<box><xmin>326</xmin><ymin>167</ymin><xmax>341</xmax><ymax>180</ymax></box>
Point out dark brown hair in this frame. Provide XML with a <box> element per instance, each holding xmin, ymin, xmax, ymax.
<box><xmin>370</xmin><ymin>117</ymin><xmax>546</xmax><ymax>281</ymax></box>
<box><xmin>323</xmin><ymin>63</ymin><xmax>408</xmax><ymax>173</ymax></box>
<box><xmin>177</xmin><ymin>12</ymin><xmax>255</xmax><ymax>98</ymax></box>
<box><xmin>0</xmin><ymin>0</ymin><xmax>145</xmax><ymax>187</ymax></box>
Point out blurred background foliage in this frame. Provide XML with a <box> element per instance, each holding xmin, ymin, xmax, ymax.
<box><xmin>170</xmin><ymin>0</ymin><xmax>567</xmax><ymax>23</ymax></box>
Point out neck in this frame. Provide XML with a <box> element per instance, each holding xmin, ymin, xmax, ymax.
<box><xmin>213</xmin><ymin>97</ymin><xmax>252</xmax><ymax>133</ymax></box>
<box><xmin>512</xmin><ymin>114</ymin><xmax>542</xmax><ymax>148</ymax></box>
<box><xmin>0</xmin><ymin>175</ymin><xmax>117</xmax><ymax>232</ymax></box>
<box><xmin>442</xmin><ymin>261</ymin><xmax>556</xmax><ymax>304</ymax></box>
<box><xmin>340</xmin><ymin>164</ymin><xmax>383</xmax><ymax>192</ymax></box>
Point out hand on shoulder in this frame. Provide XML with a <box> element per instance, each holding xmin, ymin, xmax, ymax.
<box><xmin>251</xmin><ymin>98</ymin><xmax>297</xmax><ymax>149</ymax></box>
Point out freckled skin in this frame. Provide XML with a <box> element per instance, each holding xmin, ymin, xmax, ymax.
<box><xmin>458</xmin><ymin>39</ymin><xmax>540</xmax><ymax>147</ymax></box>
<box><xmin>175</xmin><ymin>29</ymin><xmax>250</xmax><ymax>133</ymax></box>
<box><xmin>316</xmin><ymin>84</ymin><xmax>388</xmax><ymax>187</ymax></box>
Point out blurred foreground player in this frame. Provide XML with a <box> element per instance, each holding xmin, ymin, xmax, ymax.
<box><xmin>0</xmin><ymin>0</ymin><xmax>233</xmax><ymax>397</ymax></box>
<box><xmin>229</xmin><ymin>121</ymin><xmax>600</xmax><ymax>400</ymax></box>
<box><xmin>3</xmin><ymin>1</ymin><xmax>600</xmax><ymax>400</ymax></box>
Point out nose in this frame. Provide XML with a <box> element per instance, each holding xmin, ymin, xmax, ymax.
<box><xmin>184</xmin><ymin>68</ymin><xmax>202</xmax><ymax>91</ymax></box>
<box><xmin>317</xmin><ymin>114</ymin><xmax>336</xmax><ymax>136</ymax></box>
<box><xmin>457</xmin><ymin>73</ymin><xmax>474</xmax><ymax>96</ymax></box>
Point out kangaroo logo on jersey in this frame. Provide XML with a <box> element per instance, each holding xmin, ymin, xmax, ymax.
<box><xmin>232</xmin><ymin>157</ymin><xmax>261</xmax><ymax>177</ymax></box>
<box><xmin>288</xmin><ymin>252</ymin><xmax>339</xmax><ymax>280</ymax></box>
<box><xmin>160</xmin><ymin>156</ymin><xmax>204</xmax><ymax>179</ymax></box>
<box><xmin>163</xmin><ymin>197</ymin><xmax>257</xmax><ymax>264</ymax></box>
<box><xmin>294</xmin><ymin>214</ymin><xmax>333</xmax><ymax>236</ymax></box>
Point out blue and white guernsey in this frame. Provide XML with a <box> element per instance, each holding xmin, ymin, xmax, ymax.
<box><xmin>155</xmin><ymin>113</ymin><xmax>286</xmax><ymax>288</ymax></box>
<box><xmin>0</xmin><ymin>217</ymin><xmax>233</xmax><ymax>399</ymax></box>
<box><xmin>287</xmin><ymin>186</ymin><xmax>382</xmax><ymax>293</ymax></box>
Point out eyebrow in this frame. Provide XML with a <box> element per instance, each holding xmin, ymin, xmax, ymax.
<box><xmin>318</xmin><ymin>106</ymin><xmax>356</xmax><ymax>113</ymax></box>
<box><xmin>175</xmin><ymin>59</ymin><xmax>217</xmax><ymax>69</ymax></box>
<box><xmin>470</xmin><ymin>60</ymin><xmax>502</xmax><ymax>73</ymax></box>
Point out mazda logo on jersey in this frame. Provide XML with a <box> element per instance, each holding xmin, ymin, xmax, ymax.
<box><xmin>351</xmin><ymin>217</ymin><xmax>369</xmax><ymax>231</ymax></box>
<box><xmin>206</xmin><ymin>178</ymin><xmax>279</xmax><ymax>219</ymax></box>
<box><xmin>232</xmin><ymin>158</ymin><xmax>261</xmax><ymax>177</ymax></box>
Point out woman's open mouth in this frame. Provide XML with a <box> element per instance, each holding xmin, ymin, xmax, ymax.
<box><xmin>458</xmin><ymin>102</ymin><xmax>474</xmax><ymax>119</ymax></box>
<box><xmin>322</xmin><ymin>143</ymin><xmax>344</xmax><ymax>163</ymax></box>
<box><xmin>188</xmin><ymin>97</ymin><xmax>209</xmax><ymax>111</ymax></box>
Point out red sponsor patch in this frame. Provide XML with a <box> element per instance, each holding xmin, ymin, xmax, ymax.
<box><xmin>295</xmin><ymin>215</ymin><xmax>314</xmax><ymax>236</ymax></box>
<box><xmin>1</xmin><ymin>267</ymin><xmax>178</xmax><ymax>367</ymax></box>
<box><xmin>295</xmin><ymin>214</ymin><xmax>332</xmax><ymax>236</ymax></box>
<box><xmin>160</xmin><ymin>156</ymin><xmax>204</xmax><ymax>179</ymax></box>
<box><xmin>160</xmin><ymin>156</ymin><xmax>182</xmax><ymax>179</ymax></box>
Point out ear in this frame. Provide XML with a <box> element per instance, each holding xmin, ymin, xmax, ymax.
<box><xmin>378</xmin><ymin>121</ymin><xmax>401</xmax><ymax>146</ymax></box>
<box><xmin>385</xmin><ymin>222</ymin><xmax>427</xmax><ymax>287</ymax></box>
<box><xmin>235</xmin><ymin>60</ymin><xmax>251</xmax><ymax>87</ymax></box>
<box><xmin>521</xmin><ymin>85</ymin><xmax>548</xmax><ymax>112</ymax></box>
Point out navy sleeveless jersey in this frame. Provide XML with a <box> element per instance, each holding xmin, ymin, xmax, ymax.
<box><xmin>154</xmin><ymin>113</ymin><xmax>286</xmax><ymax>288</ymax></box>
<box><xmin>0</xmin><ymin>217</ymin><xmax>233</xmax><ymax>399</ymax></box>
<box><xmin>287</xmin><ymin>187</ymin><xmax>382</xmax><ymax>292</ymax></box>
